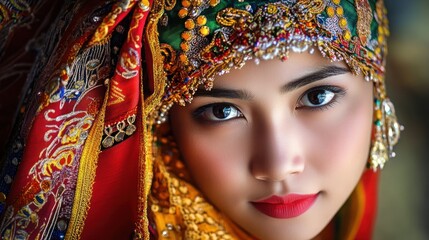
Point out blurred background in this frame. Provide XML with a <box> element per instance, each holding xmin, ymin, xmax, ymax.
<box><xmin>375</xmin><ymin>0</ymin><xmax>429</xmax><ymax>239</ymax></box>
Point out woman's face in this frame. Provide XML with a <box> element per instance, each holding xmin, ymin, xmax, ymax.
<box><xmin>169</xmin><ymin>52</ymin><xmax>373</xmax><ymax>240</ymax></box>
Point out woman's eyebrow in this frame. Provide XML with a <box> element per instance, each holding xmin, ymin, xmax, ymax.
<box><xmin>194</xmin><ymin>65</ymin><xmax>349</xmax><ymax>100</ymax></box>
<box><xmin>194</xmin><ymin>88</ymin><xmax>253</xmax><ymax>100</ymax></box>
<box><xmin>281</xmin><ymin>65</ymin><xmax>349</xmax><ymax>93</ymax></box>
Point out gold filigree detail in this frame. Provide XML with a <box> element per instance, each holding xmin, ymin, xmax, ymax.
<box><xmin>152</xmin><ymin>154</ymin><xmax>237</xmax><ymax>239</ymax></box>
<box><xmin>299</xmin><ymin>0</ymin><xmax>326</xmax><ymax>14</ymax></box>
<box><xmin>216</xmin><ymin>8</ymin><xmax>253</xmax><ymax>27</ymax></box>
<box><xmin>164</xmin><ymin>0</ymin><xmax>177</xmax><ymax>11</ymax></box>
<box><xmin>355</xmin><ymin>0</ymin><xmax>373</xmax><ymax>46</ymax></box>
<box><xmin>160</xmin><ymin>43</ymin><xmax>178</xmax><ymax>75</ymax></box>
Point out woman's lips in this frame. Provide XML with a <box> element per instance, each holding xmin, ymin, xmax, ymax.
<box><xmin>251</xmin><ymin>193</ymin><xmax>319</xmax><ymax>219</ymax></box>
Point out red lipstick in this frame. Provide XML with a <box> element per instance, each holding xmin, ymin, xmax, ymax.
<box><xmin>251</xmin><ymin>193</ymin><xmax>319</xmax><ymax>219</ymax></box>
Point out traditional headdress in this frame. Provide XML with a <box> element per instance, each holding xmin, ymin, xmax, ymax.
<box><xmin>0</xmin><ymin>0</ymin><xmax>400</xmax><ymax>239</ymax></box>
<box><xmin>151</xmin><ymin>0</ymin><xmax>400</xmax><ymax>170</ymax></box>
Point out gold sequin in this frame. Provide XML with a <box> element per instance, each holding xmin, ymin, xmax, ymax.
<box><xmin>168</xmin><ymin>207</ymin><xmax>176</xmax><ymax>214</ymax></box>
<box><xmin>209</xmin><ymin>0</ymin><xmax>220</xmax><ymax>7</ymax></box>
<box><xmin>377</xmin><ymin>35</ymin><xmax>384</xmax><ymax>44</ymax></box>
<box><xmin>267</xmin><ymin>4</ymin><xmax>278</xmax><ymax>14</ymax></box>
<box><xmin>336</xmin><ymin>6</ymin><xmax>344</xmax><ymax>16</ymax></box>
<box><xmin>179</xmin><ymin>54</ymin><xmax>189</xmax><ymax>64</ymax></box>
<box><xmin>196</xmin><ymin>15</ymin><xmax>207</xmax><ymax>26</ymax></box>
<box><xmin>326</xmin><ymin>6</ymin><xmax>335</xmax><ymax>17</ymax></box>
<box><xmin>333</xmin><ymin>0</ymin><xmax>341</xmax><ymax>4</ymax></box>
<box><xmin>375</xmin><ymin>109</ymin><xmax>382</xmax><ymax>119</ymax></box>
<box><xmin>178</xmin><ymin>8</ymin><xmax>188</xmax><ymax>18</ymax></box>
<box><xmin>339</xmin><ymin>17</ymin><xmax>348</xmax><ymax>28</ymax></box>
<box><xmin>151</xmin><ymin>204</ymin><xmax>160</xmax><ymax>212</ymax></box>
<box><xmin>181</xmin><ymin>31</ymin><xmax>192</xmax><ymax>41</ymax></box>
<box><xmin>194</xmin><ymin>0</ymin><xmax>203</xmax><ymax>7</ymax></box>
<box><xmin>378</xmin><ymin>25</ymin><xmax>384</xmax><ymax>35</ymax></box>
<box><xmin>184</xmin><ymin>19</ymin><xmax>195</xmax><ymax>30</ymax></box>
<box><xmin>181</xmin><ymin>0</ymin><xmax>191</xmax><ymax>8</ymax></box>
<box><xmin>199</xmin><ymin>26</ymin><xmax>210</xmax><ymax>36</ymax></box>
<box><xmin>180</xmin><ymin>42</ymin><xmax>190</xmax><ymax>51</ymax></box>
<box><xmin>344</xmin><ymin>30</ymin><xmax>352</xmax><ymax>41</ymax></box>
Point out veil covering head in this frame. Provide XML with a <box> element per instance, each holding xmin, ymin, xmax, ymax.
<box><xmin>0</xmin><ymin>0</ymin><xmax>400</xmax><ymax>239</ymax></box>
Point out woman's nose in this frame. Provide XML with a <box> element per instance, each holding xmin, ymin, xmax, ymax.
<box><xmin>250</xmin><ymin>120</ymin><xmax>305</xmax><ymax>182</ymax></box>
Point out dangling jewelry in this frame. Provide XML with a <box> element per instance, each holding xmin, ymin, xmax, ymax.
<box><xmin>115</xmin><ymin>120</ymin><xmax>126</xmax><ymax>142</ymax></box>
<box><xmin>369</xmin><ymin>94</ymin><xmax>403</xmax><ymax>171</ymax></box>
<box><xmin>102</xmin><ymin>125</ymin><xmax>115</xmax><ymax>148</ymax></box>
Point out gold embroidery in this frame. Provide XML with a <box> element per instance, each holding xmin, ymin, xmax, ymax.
<box><xmin>355</xmin><ymin>0</ymin><xmax>373</xmax><ymax>46</ymax></box>
<box><xmin>133</xmin><ymin>0</ymin><xmax>165</xmax><ymax>238</ymax></box>
<box><xmin>216</xmin><ymin>8</ymin><xmax>253</xmax><ymax>27</ymax></box>
<box><xmin>108</xmin><ymin>79</ymin><xmax>126</xmax><ymax>106</ymax></box>
<box><xmin>65</xmin><ymin>82</ymin><xmax>109</xmax><ymax>239</ymax></box>
<box><xmin>88</xmin><ymin>1</ymin><xmax>137</xmax><ymax>46</ymax></box>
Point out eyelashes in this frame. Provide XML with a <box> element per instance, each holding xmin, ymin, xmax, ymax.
<box><xmin>296</xmin><ymin>85</ymin><xmax>346</xmax><ymax>111</ymax></box>
<box><xmin>192</xmin><ymin>103</ymin><xmax>244</xmax><ymax>122</ymax></box>
<box><xmin>192</xmin><ymin>85</ymin><xmax>346</xmax><ymax>123</ymax></box>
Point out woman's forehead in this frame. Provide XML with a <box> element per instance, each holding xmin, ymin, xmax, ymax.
<box><xmin>213</xmin><ymin>52</ymin><xmax>349</xmax><ymax>84</ymax></box>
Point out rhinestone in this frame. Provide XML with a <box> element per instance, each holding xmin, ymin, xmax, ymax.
<box><xmin>102</xmin><ymin>136</ymin><xmax>114</xmax><ymax>148</ymax></box>
<box><xmin>57</xmin><ymin>220</ymin><xmax>68</xmax><ymax>231</ymax></box>
<box><xmin>92</xmin><ymin>16</ymin><xmax>101</xmax><ymax>22</ymax></box>
<box><xmin>125</xmin><ymin>125</ymin><xmax>136</xmax><ymax>135</ymax></box>
<box><xmin>383</xmin><ymin>99</ymin><xmax>394</xmax><ymax>114</ymax></box>
<box><xmin>161</xmin><ymin>230</ymin><xmax>169</xmax><ymax>237</ymax></box>
<box><xmin>4</xmin><ymin>175</ymin><xmax>12</xmax><ymax>184</ymax></box>
<box><xmin>166</xmin><ymin>223</ymin><xmax>174</xmax><ymax>230</ymax></box>
<box><xmin>388</xmin><ymin>120</ymin><xmax>401</xmax><ymax>146</ymax></box>
<box><xmin>371</xmin><ymin>140</ymin><xmax>388</xmax><ymax>170</ymax></box>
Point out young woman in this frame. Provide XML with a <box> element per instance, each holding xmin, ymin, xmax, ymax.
<box><xmin>0</xmin><ymin>0</ymin><xmax>401</xmax><ymax>239</ymax></box>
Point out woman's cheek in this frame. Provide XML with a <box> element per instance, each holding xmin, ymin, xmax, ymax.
<box><xmin>179</xmin><ymin>125</ymin><xmax>249</xmax><ymax>194</ymax></box>
<box><xmin>310</xmin><ymin>94</ymin><xmax>372</xmax><ymax>181</ymax></box>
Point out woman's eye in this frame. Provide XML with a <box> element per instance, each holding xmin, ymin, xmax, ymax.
<box><xmin>298</xmin><ymin>86</ymin><xmax>345</xmax><ymax>109</ymax></box>
<box><xmin>193</xmin><ymin>103</ymin><xmax>243</xmax><ymax>122</ymax></box>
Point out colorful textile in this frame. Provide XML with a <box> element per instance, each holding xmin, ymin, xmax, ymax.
<box><xmin>0</xmin><ymin>0</ymin><xmax>397</xmax><ymax>239</ymax></box>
